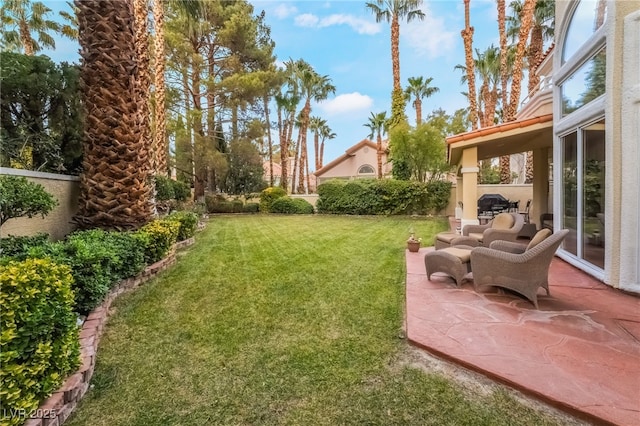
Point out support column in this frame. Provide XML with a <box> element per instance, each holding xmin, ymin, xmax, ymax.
<box><xmin>460</xmin><ymin>147</ymin><xmax>479</xmax><ymax>229</ymax></box>
<box><xmin>532</xmin><ymin>147</ymin><xmax>549</xmax><ymax>228</ymax></box>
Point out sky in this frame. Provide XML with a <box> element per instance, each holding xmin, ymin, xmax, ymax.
<box><xmin>40</xmin><ymin>0</ymin><xmax>505</xmax><ymax>172</ymax></box>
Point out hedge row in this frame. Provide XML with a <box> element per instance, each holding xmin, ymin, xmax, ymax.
<box><xmin>316</xmin><ymin>179</ymin><xmax>451</xmax><ymax>215</ymax></box>
<box><xmin>270</xmin><ymin>197</ymin><xmax>314</xmax><ymax>214</ymax></box>
<box><xmin>1</xmin><ymin>213</ymin><xmax>198</xmax><ymax>315</ymax></box>
<box><xmin>204</xmin><ymin>195</ymin><xmax>260</xmax><ymax>214</ymax></box>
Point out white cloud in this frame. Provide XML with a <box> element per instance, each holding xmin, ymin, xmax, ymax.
<box><xmin>274</xmin><ymin>4</ymin><xmax>297</xmax><ymax>19</ymax></box>
<box><xmin>317</xmin><ymin>93</ymin><xmax>374</xmax><ymax>116</ymax></box>
<box><xmin>294</xmin><ymin>13</ymin><xmax>320</xmax><ymax>27</ymax></box>
<box><xmin>294</xmin><ymin>13</ymin><xmax>381</xmax><ymax>35</ymax></box>
<box><xmin>403</xmin><ymin>10</ymin><xmax>456</xmax><ymax>59</ymax></box>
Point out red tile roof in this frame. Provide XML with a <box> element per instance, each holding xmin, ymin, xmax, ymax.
<box><xmin>446</xmin><ymin>114</ymin><xmax>553</xmax><ymax>144</ymax></box>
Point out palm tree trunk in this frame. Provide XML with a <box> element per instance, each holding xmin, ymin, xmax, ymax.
<box><xmin>506</xmin><ymin>0</ymin><xmax>536</xmax><ymax>122</ymax></box>
<box><xmin>153</xmin><ymin>0</ymin><xmax>167</xmax><ymax>177</ymax></box>
<box><xmin>279</xmin><ymin>110</ymin><xmax>288</xmax><ymax>190</ymax></box>
<box><xmin>134</xmin><ymin>0</ymin><xmax>152</xmax><ymax>176</ymax></box>
<box><xmin>75</xmin><ymin>0</ymin><xmax>153</xmax><ymax>228</ymax></box>
<box><xmin>314</xmin><ymin>131</ymin><xmax>320</xmax><ymax>171</ymax></box>
<box><xmin>461</xmin><ymin>0</ymin><xmax>478</xmax><ymax>130</ymax></box>
<box><xmin>297</xmin><ymin>100</ymin><xmax>311</xmax><ymax>194</ymax></box>
<box><xmin>19</xmin><ymin>19</ymin><xmax>34</xmax><ymax>55</ymax></box>
<box><xmin>525</xmin><ymin>151</ymin><xmax>534</xmax><ymax>183</ymax></box>
<box><xmin>291</xmin><ymin>131</ymin><xmax>301</xmax><ymax>194</ymax></box>
<box><xmin>415</xmin><ymin>99</ymin><xmax>422</xmax><ymax>125</ymax></box>
<box><xmin>499</xmin><ymin>155</ymin><xmax>512</xmax><ymax>184</ymax></box>
<box><xmin>498</xmin><ymin>0</ymin><xmax>508</xmax><ymax>120</ymax></box>
<box><xmin>527</xmin><ymin>25</ymin><xmax>543</xmax><ymax>94</ymax></box>
<box><xmin>264</xmin><ymin>95</ymin><xmax>274</xmax><ymax>187</ymax></box>
<box><xmin>377</xmin><ymin>133</ymin><xmax>383</xmax><ymax>179</ymax></box>
<box><xmin>391</xmin><ymin>14</ymin><xmax>401</xmax><ymax>92</ymax></box>
<box><xmin>320</xmin><ymin>140</ymin><xmax>325</xmax><ymax>168</ymax></box>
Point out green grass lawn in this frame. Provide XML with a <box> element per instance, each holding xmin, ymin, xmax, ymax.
<box><xmin>66</xmin><ymin>215</ymin><xmax>566</xmax><ymax>425</ymax></box>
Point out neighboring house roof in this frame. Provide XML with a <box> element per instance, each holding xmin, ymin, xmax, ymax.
<box><xmin>315</xmin><ymin>139</ymin><xmax>390</xmax><ymax>177</ymax></box>
<box><xmin>534</xmin><ymin>43</ymin><xmax>555</xmax><ymax>72</ymax></box>
<box><xmin>315</xmin><ymin>139</ymin><xmax>378</xmax><ymax>176</ymax></box>
<box><xmin>262</xmin><ymin>161</ymin><xmax>282</xmax><ymax>178</ymax></box>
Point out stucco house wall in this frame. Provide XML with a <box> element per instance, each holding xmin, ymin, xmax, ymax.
<box><xmin>315</xmin><ymin>139</ymin><xmax>391</xmax><ymax>184</ymax></box>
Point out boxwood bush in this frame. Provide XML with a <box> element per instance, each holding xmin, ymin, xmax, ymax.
<box><xmin>0</xmin><ymin>258</ymin><xmax>80</xmax><ymax>424</ymax></box>
<box><xmin>167</xmin><ymin>211</ymin><xmax>198</xmax><ymax>241</ymax></box>
<box><xmin>316</xmin><ymin>179</ymin><xmax>451</xmax><ymax>215</ymax></box>
<box><xmin>259</xmin><ymin>187</ymin><xmax>287</xmax><ymax>212</ymax></box>
<box><xmin>270</xmin><ymin>197</ymin><xmax>315</xmax><ymax>214</ymax></box>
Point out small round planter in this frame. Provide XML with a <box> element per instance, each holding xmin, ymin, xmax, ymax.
<box><xmin>407</xmin><ymin>241</ymin><xmax>421</xmax><ymax>252</ymax></box>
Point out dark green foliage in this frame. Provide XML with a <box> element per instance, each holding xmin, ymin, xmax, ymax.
<box><xmin>425</xmin><ymin>180</ymin><xmax>453</xmax><ymax>214</ymax></box>
<box><xmin>0</xmin><ymin>233</ymin><xmax>49</xmax><ymax>260</ymax></box>
<box><xmin>172</xmin><ymin>180</ymin><xmax>191</xmax><ymax>202</ymax></box>
<box><xmin>167</xmin><ymin>211</ymin><xmax>198</xmax><ymax>241</ymax></box>
<box><xmin>270</xmin><ymin>197</ymin><xmax>315</xmax><ymax>214</ymax></box>
<box><xmin>0</xmin><ymin>52</ymin><xmax>83</xmax><ymax>173</ymax></box>
<box><xmin>155</xmin><ymin>176</ymin><xmax>192</xmax><ymax>202</ymax></box>
<box><xmin>155</xmin><ymin>176</ymin><xmax>176</xmax><ymax>201</ymax></box>
<box><xmin>243</xmin><ymin>202</ymin><xmax>260</xmax><ymax>213</ymax></box>
<box><xmin>317</xmin><ymin>179</ymin><xmax>451</xmax><ymax>215</ymax></box>
<box><xmin>259</xmin><ymin>186</ymin><xmax>287</xmax><ymax>212</ymax></box>
<box><xmin>137</xmin><ymin>220</ymin><xmax>179</xmax><ymax>265</ymax></box>
<box><xmin>28</xmin><ymin>229</ymin><xmax>148</xmax><ymax>314</ymax></box>
<box><xmin>0</xmin><ymin>258</ymin><xmax>80</xmax><ymax>424</ymax></box>
<box><xmin>224</xmin><ymin>139</ymin><xmax>267</xmax><ymax>195</ymax></box>
<box><xmin>0</xmin><ymin>175</ymin><xmax>58</xmax><ymax>227</ymax></box>
<box><xmin>205</xmin><ymin>196</ymin><xmax>259</xmax><ymax>214</ymax></box>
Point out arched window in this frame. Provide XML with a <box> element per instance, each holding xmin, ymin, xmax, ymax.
<box><xmin>555</xmin><ymin>0</ymin><xmax>607</xmax><ymax>274</ymax></box>
<box><xmin>358</xmin><ymin>164</ymin><xmax>375</xmax><ymax>175</ymax></box>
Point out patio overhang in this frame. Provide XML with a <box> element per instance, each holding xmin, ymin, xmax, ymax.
<box><xmin>447</xmin><ymin>114</ymin><xmax>554</xmax><ymax>167</ymax></box>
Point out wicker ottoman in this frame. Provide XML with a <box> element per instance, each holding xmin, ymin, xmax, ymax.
<box><xmin>435</xmin><ymin>232</ymin><xmax>460</xmax><ymax>249</ymax></box>
<box><xmin>424</xmin><ymin>246</ymin><xmax>473</xmax><ymax>286</ymax></box>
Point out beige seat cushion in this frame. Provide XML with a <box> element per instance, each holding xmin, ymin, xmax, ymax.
<box><xmin>491</xmin><ymin>213</ymin><xmax>515</xmax><ymax>230</ymax></box>
<box><xmin>468</xmin><ymin>232</ymin><xmax>484</xmax><ymax>242</ymax></box>
<box><xmin>437</xmin><ymin>232</ymin><xmax>459</xmax><ymax>243</ymax></box>
<box><xmin>526</xmin><ymin>228</ymin><xmax>552</xmax><ymax>251</ymax></box>
<box><xmin>441</xmin><ymin>247</ymin><xmax>472</xmax><ymax>263</ymax></box>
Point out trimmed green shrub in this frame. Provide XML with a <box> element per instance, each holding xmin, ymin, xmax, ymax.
<box><xmin>137</xmin><ymin>219</ymin><xmax>179</xmax><ymax>264</ymax></box>
<box><xmin>270</xmin><ymin>197</ymin><xmax>315</xmax><ymax>214</ymax></box>
<box><xmin>0</xmin><ymin>175</ymin><xmax>58</xmax><ymax>227</ymax></box>
<box><xmin>259</xmin><ymin>187</ymin><xmax>287</xmax><ymax>212</ymax></box>
<box><xmin>0</xmin><ymin>258</ymin><xmax>80</xmax><ymax>424</ymax></box>
<box><xmin>29</xmin><ymin>229</ymin><xmax>148</xmax><ymax>314</ymax></box>
<box><xmin>205</xmin><ymin>195</ymin><xmax>248</xmax><ymax>214</ymax></box>
<box><xmin>0</xmin><ymin>233</ymin><xmax>49</xmax><ymax>260</ymax></box>
<box><xmin>167</xmin><ymin>211</ymin><xmax>198</xmax><ymax>241</ymax></box>
<box><xmin>243</xmin><ymin>202</ymin><xmax>260</xmax><ymax>213</ymax></box>
<box><xmin>316</xmin><ymin>179</ymin><xmax>449</xmax><ymax>215</ymax></box>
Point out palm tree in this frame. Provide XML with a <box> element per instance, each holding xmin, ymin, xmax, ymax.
<box><xmin>1</xmin><ymin>0</ymin><xmax>72</xmax><ymax>55</ymax></box>
<box><xmin>318</xmin><ymin>123</ymin><xmax>335</xmax><ymax>169</ymax></box>
<box><xmin>294</xmin><ymin>64</ymin><xmax>335</xmax><ymax>193</ymax></box>
<box><xmin>461</xmin><ymin>0</ymin><xmax>478</xmax><ymax>130</ymax></box>
<box><xmin>74</xmin><ymin>0</ymin><xmax>153</xmax><ymax>228</ymax></box>
<box><xmin>366</xmin><ymin>0</ymin><xmax>424</xmax><ymax>124</ymax></box>
<box><xmin>404</xmin><ymin>76</ymin><xmax>439</xmax><ymax>125</ymax></box>
<box><xmin>134</xmin><ymin>0</ymin><xmax>151</xmax><ymax>182</ymax></box>
<box><xmin>309</xmin><ymin>116</ymin><xmax>327</xmax><ymax>171</ymax></box>
<box><xmin>364</xmin><ymin>111</ymin><xmax>388</xmax><ymax>179</ymax></box>
<box><xmin>275</xmin><ymin>91</ymin><xmax>298</xmax><ymax>192</ymax></box>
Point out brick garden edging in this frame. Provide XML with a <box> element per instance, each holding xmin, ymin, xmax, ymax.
<box><xmin>23</xmin><ymin>249</ymin><xmax>180</xmax><ymax>426</ymax></box>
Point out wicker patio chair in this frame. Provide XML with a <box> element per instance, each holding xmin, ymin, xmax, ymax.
<box><xmin>448</xmin><ymin>212</ymin><xmax>525</xmax><ymax>248</ymax></box>
<box><xmin>470</xmin><ymin>229</ymin><xmax>569</xmax><ymax>308</ymax></box>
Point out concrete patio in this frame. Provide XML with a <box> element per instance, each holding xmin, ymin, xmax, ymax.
<box><xmin>406</xmin><ymin>247</ymin><xmax>640</xmax><ymax>426</ymax></box>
